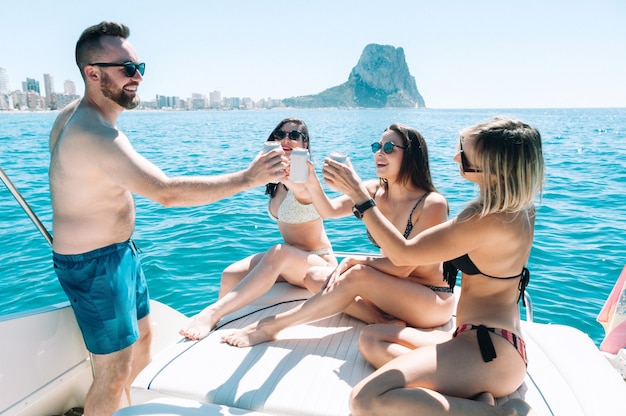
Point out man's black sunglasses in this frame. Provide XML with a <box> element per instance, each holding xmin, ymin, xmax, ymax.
<box><xmin>274</xmin><ymin>130</ymin><xmax>307</xmax><ymax>141</ymax></box>
<box><xmin>89</xmin><ymin>61</ymin><xmax>146</xmax><ymax>77</ymax></box>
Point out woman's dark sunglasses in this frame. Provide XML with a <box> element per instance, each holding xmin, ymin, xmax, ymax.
<box><xmin>274</xmin><ymin>130</ymin><xmax>307</xmax><ymax>141</ymax></box>
<box><xmin>371</xmin><ymin>141</ymin><xmax>405</xmax><ymax>154</ymax></box>
<box><xmin>459</xmin><ymin>139</ymin><xmax>482</xmax><ymax>173</ymax></box>
<box><xmin>89</xmin><ymin>61</ymin><xmax>146</xmax><ymax>77</ymax></box>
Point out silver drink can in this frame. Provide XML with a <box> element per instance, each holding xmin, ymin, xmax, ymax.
<box><xmin>289</xmin><ymin>148</ymin><xmax>309</xmax><ymax>183</ymax></box>
<box><xmin>329</xmin><ymin>152</ymin><xmax>348</xmax><ymax>164</ymax></box>
<box><xmin>263</xmin><ymin>141</ymin><xmax>282</xmax><ymax>154</ymax></box>
<box><xmin>263</xmin><ymin>141</ymin><xmax>282</xmax><ymax>183</ymax></box>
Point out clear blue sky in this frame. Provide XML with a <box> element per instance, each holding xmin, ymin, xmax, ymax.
<box><xmin>2</xmin><ymin>0</ymin><xmax>625</xmax><ymax>108</ymax></box>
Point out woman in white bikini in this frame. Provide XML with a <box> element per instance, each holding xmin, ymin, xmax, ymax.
<box><xmin>349</xmin><ymin>117</ymin><xmax>544</xmax><ymax>415</ymax></box>
<box><xmin>221</xmin><ymin>123</ymin><xmax>454</xmax><ymax>347</ymax></box>
<box><xmin>180</xmin><ymin>118</ymin><xmax>336</xmax><ymax>340</ymax></box>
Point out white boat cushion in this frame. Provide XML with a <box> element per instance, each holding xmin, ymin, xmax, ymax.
<box><xmin>130</xmin><ymin>284</ymin><xmax>626</xmax><ymax>415</ymax></box>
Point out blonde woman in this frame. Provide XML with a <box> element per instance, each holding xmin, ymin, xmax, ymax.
<box><xmin>350</xmin><ymin>117</ymin><xmax>544</xmax><ymax>415</ymax></box>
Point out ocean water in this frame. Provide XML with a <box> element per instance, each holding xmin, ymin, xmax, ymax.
<box><xmin>1</xmin><ymin>107</ymin><xmax>624</xmax><ymax>347</ymax></box>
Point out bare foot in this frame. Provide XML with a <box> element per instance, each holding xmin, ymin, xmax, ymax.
<box><xmin>500</xmin><ymin>398</ymin><xmax>536</xmax><ymax>416</ymax></box>
<box><xmin>471</xmin><ymin>392</ymin><xmax>495</xmax><ymax>406</ymax></box>
<box><xmin>221</xmin><ymin>321</ymin><xmax>276</xmax><ymax>347</ymax></box>
<box><xmin>179</xmin><ymin>309</ymin><xmax>220</xmax><ymax>340</ymax></box>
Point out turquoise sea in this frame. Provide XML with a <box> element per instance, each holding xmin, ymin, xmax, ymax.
<box><xmin>1</xmin><ymin>108</ymin><xmax>624</xmax><ymax>347</ymax></box>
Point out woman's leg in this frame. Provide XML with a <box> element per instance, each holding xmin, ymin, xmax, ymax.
<box><xmin>221</xmin><ymin>264</ymin><xmax>453</xmax><ymax>347</ymax></box>
<box><xmin>350</xmin><ymin>331</ymin><xmax>529</xmax><ymax>415</ymax></box>
<box><xmin>302</xmin><ymin>265</ymin><xmax>334</xmax><ymax>293</ymax></box>
<box><xmin>219</xmin><ymin>253</ymin><xmax>265</xmax><ymax>297</ymax></box>
<box><xmin>179</xmin><ymin>253</ymin><xmax>262</xmax><ymax>339</ymax></box>
<box><xmin>336</xmin><ymin>266</ymin><xmax>455</xmax><ymax>329</ymax></box>
<box><xmin>181</xmin><ymin>245</ymin><xmax>330</xmax><ymax>340</ymax></box>
<box><xmin>312</xmin><ymin>263</ymin><xmax>455</xmax><ymax>329</ymax></box>
<box><xmin>221</xmin><ymin>264</ymin><xmax>376</xmax><ymax>347</ymax></box>
<box><xmin>305</xmin><ymin>267</ymin><xmax>413</xmax><ymax>324</ymax></box>
<box><xmin>358</xmin><ymin>323</ymin><xmax>452</xmax><ymax>369</ymax></box>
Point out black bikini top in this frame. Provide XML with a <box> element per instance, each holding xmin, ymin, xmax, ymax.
<box><xmin>443</xmin><ymin>254</ymin><xmax>530</xmax><ymax>306</ymax></box>
<box><xmin>367</xmin><ymin>192</ymin><xmax>429</xmax><ymax>249</ymax></box>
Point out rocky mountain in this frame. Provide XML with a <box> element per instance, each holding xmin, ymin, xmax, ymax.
<box><xmin>282</xmin><ymin>44</ymin><xmax>425</xmax><ymax>109</ymax></box>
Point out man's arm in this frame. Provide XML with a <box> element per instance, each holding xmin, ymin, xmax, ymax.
<box><xmin>98</xmin><ymin>131</ymin><xmax>287</xmax><ymax>206</ymax></box>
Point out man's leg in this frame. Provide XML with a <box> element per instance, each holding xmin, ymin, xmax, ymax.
<box><xmin>85</xmin><ymin>347</ymin><xmax>133</xmax><ymax>415</ymax></box>
<box><xmin>122</xmin><ymin>315</ymin><xmax>153</xmax><ymax>407</ymax></box>
<box><xmin>84</xmin><ymin>315</ymin><xmax>152</xmax><ymax>414</ymax></box>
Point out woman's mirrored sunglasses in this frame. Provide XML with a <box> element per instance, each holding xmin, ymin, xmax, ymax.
<box><xmin>371</xmin><ymin>141</ymin><xmax>406</xmax><ymax>154</ymax></box>
<box><xmin>459</xmin><ymin>139</ymin><xmax>482</xmax><ymax>173</ymax></box>
<box><xmin>274</xmin><ymin>129</ymin><xmax>307</xmax><ymax>141</ymax></box>
<box><xmin>89</xmin><ymin>61</ymin><xmax>146</xmax><ymax>77</ymax></box>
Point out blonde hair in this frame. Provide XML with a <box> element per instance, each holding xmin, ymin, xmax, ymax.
<box><xmin>462</xmin><ymin>117</ymin><xmax>544</xmax><ymax>217</ymax></box>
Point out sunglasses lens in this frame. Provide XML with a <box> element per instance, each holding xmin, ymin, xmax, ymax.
<box><xmin>123</xmin><ymin>64</ymin><xmax>136</xmax><ymax>77</ymax></box>
<box><xmin>122</xmin><ymin>63</ymin><xmax>145</xmax><ymax>77</ymax></box>
<box><xmin>459</xmin><ymin>140</ymin><xmax>481</xmax><ymax>173</ymax></box>
<box><xmin>275</xmin><ymin>130</ymin><xmax>287</xmax><ymax>139</ymax></box>
<box><xmin>372</xmin><ymin>142</ymin><xmax>400</xmax><ymax>154</ymax></box>
<box><xmin>461</xmin><ymin>152</ymin><xmax>472</xmax><ymax>172</ymax></box>
<box><xmin>288</xmin><ymin>131</ymin><xmax>302</xmax><ymax>140</ymax></box>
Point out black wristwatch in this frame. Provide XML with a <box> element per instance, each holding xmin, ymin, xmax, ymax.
<box><xmin>352</xmin><ymin>199</ymin><xmax>376</xmax><ymax>219</ymax></box>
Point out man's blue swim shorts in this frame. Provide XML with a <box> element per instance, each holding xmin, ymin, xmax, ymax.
<box><xmin>53</xmin><ymin>239</ymin><xmax>150</xmax><ymax>355</ymax></box>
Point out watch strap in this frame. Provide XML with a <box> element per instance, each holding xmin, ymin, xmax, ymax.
<box><xmin>353</xmin><ymin>199</ymin><xmax>376</xmax><ymax>218</ymax></box>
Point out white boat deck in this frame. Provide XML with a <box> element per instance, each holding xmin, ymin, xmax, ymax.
<box><xmin>124</xmin><ymin>283</ymin><xmax>626</xmax><ymax>415</ymax></box>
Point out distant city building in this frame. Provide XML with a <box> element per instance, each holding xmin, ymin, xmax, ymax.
<box><xmin>29</xmin><ymin>91</ymin><xmax>45</xmax><ymax>110</ymax></box>
<box><xmin>44</xmin><ymin>73</ymin><xmax>55</xmax><ymax>109</ymax></box>
<box><xmin>22</xmin><ymin>78</ymin><xmax>40</xmax><ymax>94</ymax></box>
<box><xmin>226</xmin><ymin>97</ymin><xmax>241</xmax><ymax>109</ymax></box>
<box><xmin>44</xmin><ymin>73</ymin><xmax>54</xmax><ymax>96</ymax></box>
<box><xmin>261</xmin><ymin>98</ymin><xmax>283</xmax><ymax>109</ymax></box>
<box><xmin>53</xmin><ymin>92</ymin><xmax>81</xmax><ymax>109</ymax></box>
<box><xmin>156</xmin><ymin>94</ymin><xmax>181</xmax><ymax>109</ymax></box>
<box><xmin>64</xmin><ymin>80</ymin><xmax>76</xmax><ymax>95</ymax></box>
<box><xmin>11</xmin><ymin>90</ymin><xmax>26</xmax><ymax>109</ymax></box>
<box><xmin>191</xmin><ymin>93</ymin><xmax>208</xmax><ymax>110</ymax></box>
<box><xmin>0</xmin><ymin>92</ymin><xmax>13</xmax><ymax>110</ymax></box>
<box><xmin>140</xmin><ymin>99</ymin><xmax>157</xmax><ymax>110</ymax></box>
<box><xmin>209</xmin><ymin>90</ymin><xmax>221</xmax><ymax>109</ymax></box>
<box><xmin>0</xmin><ymin>67</ymin><xmax>9</xmax><ymax>92</ymax></box>
<box><xmin>22</xmin><ymin>90</ymin><xmax>45</xmax><ymax>110</ymax></box>
<box><xmin>241</xmin><ymin>97</ymin><xmax>255</xmax><ymax>110</ymax></box>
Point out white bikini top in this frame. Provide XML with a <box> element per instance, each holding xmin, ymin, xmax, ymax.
<box><xmin>268</xmin><ymin>189</ymin><xmax>321</xmax><ymax>224</ymax></box>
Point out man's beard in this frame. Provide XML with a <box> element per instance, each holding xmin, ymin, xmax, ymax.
<box><xmin>100</xmin><ymin>72</ymin><xmax>140</xmax><ymax>110</ymax></box>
